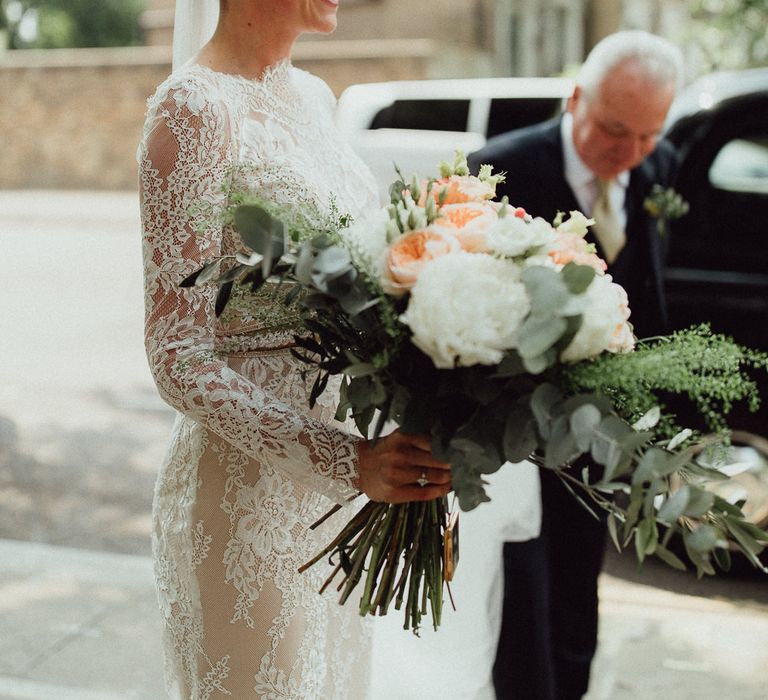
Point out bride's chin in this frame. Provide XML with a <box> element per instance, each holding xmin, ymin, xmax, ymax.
<box><xmin>312</xmin><ymin>14</ymin><xmax>338</xmax><ymax>34</ymax></box>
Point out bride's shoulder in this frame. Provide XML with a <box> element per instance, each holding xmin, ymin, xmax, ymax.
<box><xmin>290</xmin><ymin>66</ymin><xmax>337</xmax><ymax>112</ymax></box>
<box><xmin>146</xmin><ymin>64</ymin><xmax>228</xmax><ymax>119</ymax></box>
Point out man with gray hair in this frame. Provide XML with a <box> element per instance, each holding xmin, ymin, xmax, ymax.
<box><xmin>469</xmin><ymin>31</ymin><xmax>684</xmax><ymax>699</ymax></box>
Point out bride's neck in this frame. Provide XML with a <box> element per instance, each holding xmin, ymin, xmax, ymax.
<box><xmin>197</xmin><ymin>8</ymin><xmax>299</xmax><ymax>79</ymax></box>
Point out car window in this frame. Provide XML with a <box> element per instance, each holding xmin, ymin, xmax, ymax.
<box><xmin>709</xmin><ymin>137</ymin><xmax>768</xmax><ymax>194</ymax></box>
<box><xmin>370</xmin><ymin>100</ymin><xmax>471</xmax><ymax>132</ymax></box>
<box><xmin>486</xmin><ymin>98</ymin><xmax>563</xmax><ymax>138</ymax></box>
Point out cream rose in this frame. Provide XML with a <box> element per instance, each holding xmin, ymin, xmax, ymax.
<box><xmin>560</xmin><ymin>274</ymin><xmax>634</xmax><ymax>362</ymax></box>
<box><xmin>556</xmin><ymin>210</ymin><xmax>595</xmax><ymax>236</ymax></box>
<box><xmin>486</xmin><ymin>215</ymin><xmax>556</xmax><ymax>258</ymax></box>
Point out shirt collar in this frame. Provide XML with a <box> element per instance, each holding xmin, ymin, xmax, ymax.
<box><xmin>560</xmin><ymin>112</ymin><xmax>630</xmax><ymax>188</ymax></box>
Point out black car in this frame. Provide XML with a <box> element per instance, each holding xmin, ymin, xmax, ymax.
<box><xmin>664</xmin><ymin>68</ymin><xmax>768</xmax><ymax>441</ymax></box>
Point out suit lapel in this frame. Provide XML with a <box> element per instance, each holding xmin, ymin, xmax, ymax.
<box><xmin>625</xmin><ymin>156</ymin><xmax>668</xmax><ymax>329</ymax></box>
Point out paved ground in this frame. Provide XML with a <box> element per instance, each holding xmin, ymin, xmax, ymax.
<box><xmin>1</xmin><ymin>191</ymin><xmax>768</xmax><ymax>699</ymax></box>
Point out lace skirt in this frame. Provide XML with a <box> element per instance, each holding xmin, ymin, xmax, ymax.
<box><xmin>152</xmin><ymin>351</ymin><xmax>370</xmax><ymax>699</ymax></box>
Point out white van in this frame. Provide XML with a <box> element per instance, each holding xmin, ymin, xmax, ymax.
<box><xmin>336</xmin><ymin>76</ymin><xmax>573</xmax><ymax>197</ymax></box>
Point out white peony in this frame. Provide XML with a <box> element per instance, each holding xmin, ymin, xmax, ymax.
<box><xmin>560</xmin><ymin>274</ymin><xmax>635</xmax><ymax>362</ymax></box>
<box><xmin>400</xmin><ymin>252</ymin><xmax>530</xmax><ymax>368</ymax></box>
<box><xmin>486</xmin><ymin>215</ymin><xmax>556</xmax><ymax>258</ymax></box>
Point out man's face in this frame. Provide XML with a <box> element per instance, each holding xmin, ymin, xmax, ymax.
<box><xmin>567</xmin><ymin>62</ymin><xmax>675</xmax><ymax>180</ymax></box>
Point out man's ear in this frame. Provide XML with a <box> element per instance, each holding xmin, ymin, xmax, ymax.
<box><xmin>565</xmin><ymin>86</ymin><xmax>581</xmax><ymax>114</ymax></box>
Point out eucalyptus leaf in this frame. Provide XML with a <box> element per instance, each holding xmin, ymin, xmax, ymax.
<box><xmin>522</xmin><ymin>351</ymin><xmax>554</xmax><ymax>375</ymax></box>
<box><xmin>216</xmin><ymin>263</ymin><xmax>246</xmax><ymax>284</ymax></box>
<box><xmin>590</xmin><ymin>415</ymin><xmax>631</xmax><ymax>474</ymax></box>
<box><xmin>711</xmin><ymin>495</ymin><xmax>747</xmax><ymax>518</ymax></box>
<box><xmin>713</xmin><ymin>546</ymin><xmax>732</xmax><ymax>572</ymax></box>
<box><xmin>494</xmin><ymin>352</ymin><xmax>526</xmax><ymax>378</ymax></box>
<box><xmin>235</xmin><ymin>204</ymin><xmax>284</xmax><ymax>251</ymax></box>
<box><xmin>518</xmin><ymin>314</ymin><xmax>568</xmax><ymax>359</ymax></box>
<box><xmin>457</xmin><ymin>484</ymin><xmax>492</xmax><ymax>512</ymax></box>
<box><xmin>569</xmin><ymin>404</ymin><xmax>602</xmax><ymax>452</ymax></box>
<box><xmin>347</xmin><ymin>377</ymin><xmax>374</xmax><ymax>409</ymax></box>
<box><xmin>214</xmin><ymin>281</ymin><xmax>234</xmax><ymax>317</ymax></box>
<box><xmin>184</xmin><ymin>259</ymin><xmax>223</xmax><ymax>287</ymax></box>
<box><xmin>561</xmin><ymin>263</ymin><xmax>596</xmax><ymax>294</ymax></box>
<box><xmin>623</xmin><ymin>483</ymin><xmax>644</xmax><ymax>539</ymax></box>
<box><xmin>561</xmin><ymin>393</ymin><xmax>612</xmax><ymax>418</ymax></box>
<box><xmin>607</xmin><ymin>513</ymin><xmax>622</xmax><ymax>552</ymax></box>
<box><xmin>654</xmin><ymin>544</ymin><xmax>687</xmax><ymax>571</ymax></box>
<box><xmin>656</xmin><ymin>485</ymin><xmax>690</xmax><ymax>524</ymax></box>
<box><xmin>354</xmin><ymin>404</ymin><xmax>376</xmax><ymax>438</ymax></box>
<box><xmin>686</xmin><ymin>524</ymin><xmax>721</xmax><ymax>553</ymax></box>
<box><xmin>544</xmin><ymin>415</ymin><xmax>580</xmax><ymax>469</ymax></box>
<box><xmin>521</xmin><ymin>266</ymin><xmax>569</xmax><ymax>315</ymax></box>
<box><xmin>634</xmin><ymin>517</ymin><xmax>658</xmax><ymax>561</ymax></box>
<box><xmin>631</xmin><ymin>447</ymin><xmax>672</xmax><ymax>485</ymax></box>
<box><xmin>683</xmin><ymin>486</ymin><xmax>716</xmax><ymax>518</ymax></box>
<box><xmin>309</xmin><ymin>371</ymin><xmax>330</xmax><ymax>408</ymax></box>
<box><xmin>503</xmin><ymin>406</ymin><xmax>538</xmax><ymax>463</ymax></box>
<box><xmin>530</xmin><ymin>383</ymin><xmax>563</xmax><ymax>439</ymax></box>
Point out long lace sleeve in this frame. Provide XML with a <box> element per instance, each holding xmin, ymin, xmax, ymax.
<box><xmin>138</xmin><ymin>80</ymin><xmax>359</xmax><ymax>504</ymax></box>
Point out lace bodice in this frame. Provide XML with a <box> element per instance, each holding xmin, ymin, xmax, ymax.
<box><xmin>138</xmin><ymin>61</ymin><xmax>380</xmax><ymax>504</ymax></box>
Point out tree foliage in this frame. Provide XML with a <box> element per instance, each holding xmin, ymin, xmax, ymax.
<box><xmin>687</xmin><ymin>0</ymin><xmax>768</xmax><ymax>70</ymax></box>
<box><xmin>5</xmin><ymin>0</ymin><xmax>145</xmax><ymax>49</ymax></box>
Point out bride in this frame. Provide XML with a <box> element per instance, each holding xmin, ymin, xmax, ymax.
<box><xmin>138</xmin><ymin>1</ymin><xmax>540</xmax><ymax>698</ymax></box>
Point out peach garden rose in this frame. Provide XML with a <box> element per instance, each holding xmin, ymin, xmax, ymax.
<box><xmin>381</xmin><ymin>227</ymin><xmax>461</xmax><ymax>295</ymax></box>
<box><xmin>431</xmin><ymin>201</ymin><xmax>499</xmax><ymax>252</ymax></box>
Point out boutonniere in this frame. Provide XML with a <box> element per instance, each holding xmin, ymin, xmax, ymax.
<box><xmin>643</xmin><ymin>184</ymin><xmax>689</xmax><ymax>236</ymax></box>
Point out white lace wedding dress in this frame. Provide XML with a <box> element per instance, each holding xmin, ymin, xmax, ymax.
<box><xmin>138</xmin><ymin>61</ymin><xmax>379</xmax><ymax>699</ymax></box>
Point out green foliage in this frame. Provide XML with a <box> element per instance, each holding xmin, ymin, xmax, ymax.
<box><xmin>561</xmin><ymin>325</ymin><xmax>768</xmax><ymax>436</ymax></box>
<box><xmin>686</xmin><ymin>0</ymin><xmax>768</xmax><ymax>70</ymax></box>
<box><xmin>7</xmin><ymin>0</ymin><xmax>145</xmax><ymax>49</ymax></box>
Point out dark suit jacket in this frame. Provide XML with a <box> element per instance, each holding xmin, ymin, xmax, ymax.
<box><xmin>468</xmin><ymin>118</ymin><xmax>678</xmax><ymax>338</ymax></box>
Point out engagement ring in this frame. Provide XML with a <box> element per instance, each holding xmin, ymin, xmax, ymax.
<box><xmin>417</xmin><ymin>472</ymin><xmax>429</xmax><ymax>487</ymax></box>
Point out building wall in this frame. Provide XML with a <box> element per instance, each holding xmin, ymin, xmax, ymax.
<box><xmin>0</xmin><ymin>43</ymin><xmax>436</xmax><ymax>190</ymax></box>
<box><xmin>1</xmin><ymin>0</ymin><xmax>694</xmax><ymax>190</ymax></box>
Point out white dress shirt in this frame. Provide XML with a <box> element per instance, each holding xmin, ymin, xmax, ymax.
<box><xmin>560</xmin><ymin>112</ymin><xmax>630</xmax><ymax>231</ymax></box>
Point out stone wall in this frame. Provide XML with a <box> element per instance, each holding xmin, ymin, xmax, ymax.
<box><xmin>0</xmin><ymin>41</ymin><xmax>439</xmax><ymax>190</ymax></box>
<box><xmin>0</xmin><ymin>48</ymin><xmax>168</xmax><ymax>191</ymax></box>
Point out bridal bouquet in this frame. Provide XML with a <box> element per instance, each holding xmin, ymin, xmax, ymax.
<box><xmin>184</xmin><ymin>153</ymin><xmax>768</xmax><ymax>632</ymax></box>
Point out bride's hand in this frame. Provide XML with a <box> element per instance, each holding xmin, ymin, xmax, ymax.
<box><xmin>353</xmin><ymin>430</ymin><xmax>452</xmax><ymax>503</ymax></box>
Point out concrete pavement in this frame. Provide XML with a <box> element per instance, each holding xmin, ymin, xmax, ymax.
<box><xmin>1</xmin><ymin>537</ymin><xmax>767</xmax><ymax>699</ymax></box>
<box><xmin>2</xmin><ymin>191</ymin><xmax>768</xmax><ymax>699</ymax></box>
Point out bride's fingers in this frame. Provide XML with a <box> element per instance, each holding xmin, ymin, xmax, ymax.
<box><xmin>389</xmin><ymin>482</ymin><xmax>452</xmax><ymax>504</ymax></box>
<box><xmin>391</xmin><ymin>463</ymin><xmax>451</xmax><ymax>486</ymax></box>
<box><xmin>392</xmin><ymin>445</ymin><xmax>451</xmax><ymax>472</ymax></box>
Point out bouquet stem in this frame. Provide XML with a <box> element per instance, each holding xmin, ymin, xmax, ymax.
<box><xmin>300</xmin><ymin>497</ymin><xmax>451</xmax><ymax>632</ymax></box>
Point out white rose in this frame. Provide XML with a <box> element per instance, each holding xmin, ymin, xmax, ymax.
<box><xmin>486</xmin><ymin>215</ymin><xmax>556</xmax><ymax>258</ymax></box>
<box><xmin>560</xmin><ymin>274</ymin><xmax>635</xmax><ymax>362</ymax></box>
<box><xmin>400</xmin><ymin>252</ymin><xmax>530</xmax><ymax>368</ymax></box>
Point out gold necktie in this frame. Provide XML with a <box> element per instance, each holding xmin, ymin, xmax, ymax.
<box><xmin>592</xmin><ymin>178</ymin><xmax>626</xmax><ymax>265</ymax></box>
